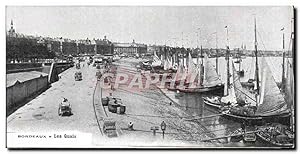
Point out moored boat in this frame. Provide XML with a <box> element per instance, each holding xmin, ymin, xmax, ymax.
<box><xmin>256</xmin><ymin>123</ymin><xmax>294</xmax><ymax>147</ymax></box>
<box><xmin>220</xmin><ymin>18</ymin><xmax>291</xmax><ymax>125</ymax></box>
<box><xmin>203</xmin><ymin>96</ymin><xmax>222</xmax><ymax>109</ymax></box>
<box><xmin>174</xmin><ymin>53</ymin><xmax>224</xmax><ymax>95</ymax></box>
<box><xmin>230</xmin><ymin>128</ymin><xmax>244</xmax><ymax>142</ymax></box>
<box><xmin>178</xmin><ymin>84</ymin><xmax>224</xmax><ymax>95</ymax></box>
<box><xmin>243</xmin><ymin>126</ymin><xmax>256</xmax><ymax>144</ymax></box>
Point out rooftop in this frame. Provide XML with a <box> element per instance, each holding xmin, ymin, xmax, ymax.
<box><xmin>113</xmin><ymin>41</ymin><xmax>147</xmax><ymax>48</ymax></box>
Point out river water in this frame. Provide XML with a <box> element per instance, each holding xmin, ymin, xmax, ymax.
<box><xmin>163</xmin><ymin>56</ymin><xmax>289</xmax><ymax>147</ymax></box>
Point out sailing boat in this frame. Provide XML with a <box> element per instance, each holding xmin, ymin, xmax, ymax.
<box><xmin>175</xmin><ymin>52</ymin><xmax>224</xmax><ymax>95</ymax></box>
<box><xmin>151</xmin><ymin>50</ymin><xmax>162</xmax><ymax>67</ymax></box>
<box><xmin>256</xmin><ymin>18</ymin><xmax>295</xmax><ymax>148</ymax></box>
<box><xmin>151</xmin><ymin>47</ymin><xmax>176</xmax><ymax>73</ymax></box>
<box><xmin>203</xmin><ymin>47</ymin><xmax>236</xmax><ymax>109</ymax></box>
<box><xmin>284</xmin><ymin>27</ymin><xmax>295</xmax><ymax>133</ymax></box>
<box><xmin>167</xmin><ymin>52</ymin><xmax>194</xmax><ymax>90</ymax></box>
<box><xmin>221</xmin><ymin>18</ymin><xmax>291</xmax><ymax>124</ymax></box>
<box><xmin>256</xmin><ymin>123</ymin><xmax>294</xmax><ymax>147</ymax></box>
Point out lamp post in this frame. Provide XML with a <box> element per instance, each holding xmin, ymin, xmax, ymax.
<box><xmin>161</xmin><ymin>121</ymin><xmax>166</xmax><ymax>139</ymax></box>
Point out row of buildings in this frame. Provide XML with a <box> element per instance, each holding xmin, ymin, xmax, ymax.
<box><xmin>7</xmin><ymin>20</ymin><xmax>287</xmax><ymax>64</ymax></box>
<box><xmin>6</xmin><ymin>20</ymin><xmax>151</xmax><ymax>63</ymax></box>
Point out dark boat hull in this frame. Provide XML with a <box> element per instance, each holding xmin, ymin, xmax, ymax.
<box><xmin>203</xmin><ymin>97</ymin><xmax>221</xmax><ymax>109</ymax></box>
<box><xmin>222</xmin><ymin>111</ymin><xmax>291</xmax><ymax>126</ymax></box>
<box><xmin>177</xmin><ymin>84</ymin><xmax>224</xmax><ymax>96</ymax></box>
<box><xmin>230</xmin><ymin>135</ymin><xmax>243</xmax><ymax>142</ymax></box>
<box><xmin>256</xmin><ymin>131</ymin><xmax>294</xmax><ymax>148</ymax></box>
<box><xmin>151</xmin><ymin>68</ymin><xmax>176</xmax><ymax>74</ymax></box>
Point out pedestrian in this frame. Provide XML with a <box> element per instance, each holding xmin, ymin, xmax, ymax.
<box><xmin>128</xmin><ymin>122</ymin><xmax>134</xmax><ymax>130</ymax></box>
<box><xmin>111</xmin><ymin>84</ymin><xmax>114</xmax><ymax>91</ymax></box>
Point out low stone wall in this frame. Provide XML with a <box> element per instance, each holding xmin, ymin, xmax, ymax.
<box><xmin>6</xmin><ymin>62</ymin><xmax>74</xmax><ymax>75</ymax></box>
<box><xmin>7</xmin><ymin>63</ymin><xmax>43</xmax><ymax>70</ymax></box>
<box><xmin>6</xmin><ymin>63</ymin><xmax>44</xmax><ymax>74</ymax></box>
<box><xmin>6</xmin><ymin>62</ymin><xmax>73</xmax><ymax>115</ymax></box>
<box><xmin>6</xmin><ymin>75</ymin><xmax>49</xmax><ymax>116</ymax></box>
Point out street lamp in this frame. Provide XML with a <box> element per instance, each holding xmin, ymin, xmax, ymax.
<box><xmin>161</xmin><ymin>121</ymin><xmax>166</xmax><ymax>139</ymax></box>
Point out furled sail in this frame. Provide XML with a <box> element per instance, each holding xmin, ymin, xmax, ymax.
<box><xmin>187</xmin><ymin>53</ymin><xmax>194</xmax><ymax>74</ymax></box>
<box><xmin>285</xmin><ymin>58</ymin><xmax>294</xmax><ymax>108</ymax></box>
<box><xmin>152</xmin><ymin>60</ymin><xmax>162</xmax><ymax>67</ymax></box>
<box><xmin>152</xmin><ymin>51</ymin><xmax>162</xmax><ymax>67</ymax></box>
<box><xmin>202</xmin><ymin>54</ymin><xmax>222</xmax><ymax>87</ymax></box>
<box><xmin>184</xmin><ymin>53</ymin><xmax>199</xmax><ymax>86</ymax></box>
<box><xmin>168</xmin><ymin>57</ymin><xmax>172</xmax><ymax>69</ymax></box>
<box><xmin>153</xmin><ymin>51</ymin><xmax>160</xmax><ymax>62</ymax></box>
<box><xmin>163</xmin><ymin>57</ymin><xmax>171</xmax><ymax>70</ymax></box>
<box><xmin>221</xmin><ymin>60</ymin><xmax>237</xmax><ymax>104</ymax></box>
<box><xmin>160</xmin><ymin>54</ymin><xmax>164</xmax><ymax>67</ymax></box>
<box><xmin>256</xmin><ymin>58</ymin><xmax>290</xmax><ymax>116</ymax></box>
<box><xmin>174</xmin><ymin>61</ymin><xmax>186</xmax><ymax>83</ymax></box>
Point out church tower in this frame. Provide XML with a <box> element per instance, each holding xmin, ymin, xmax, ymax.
<box><xmin>8</xmin><ymin>19</ymin><xmax>16</xmax><ymax>37</ymax></box>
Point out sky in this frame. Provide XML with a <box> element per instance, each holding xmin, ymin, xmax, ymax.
<box><xmin>6</xmin><ymin>6</ymin><xmax>293</xmax><ymax>50</ymax></box>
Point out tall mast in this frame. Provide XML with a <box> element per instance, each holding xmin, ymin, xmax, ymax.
<box><xmin>197</xmin><ymin>48</ymin><xmax>200</xmax><ymax>66</ymax></box>
<box><xmin>181</xmin><ymin>32</ymin><xmax>185</xmax><ymax>68</ymax></box>
<box><xmin>201</xmin><ymin>45</ymin><xmax>203</xmax><ymax>65</ymax></box>
<box><xmin>281</xmin><ymin>28</ymin><xmax>286</xmax><ymax>92</ymax></box>
<box><xmin>196</xmin><ymin>30</ymin><xmax>199</xmax><ymax>65</ymax></box>
<box><xmin>176</xmin><ymin>48</ymin><xmax>179</xmax><ymax>66</ymax></box>
<box><xmin>238</xmin><ymin>48</ymin><xmax>241</xmax><ymax>72</ymax></box>
<box><xmin>216</xmin><ymin>31</ymin><xmax>219</xmax><ymax>74</ymax></box>
<box><xmin>214</xmin><ymin>14</ymin><xmax>219</xmax><ymax>75</ymax></box>
<box><xmin>200</xmin><ymin>28</ymin><xmax>203</xmax><ymax>66</ymax></box>
<box><xmin>186</xmin><ymin>48</ymin><xmax>189</xmax><ymax>69</ymax></box>
<box><xmin>200</xmin><ymin>45</ymin><xmax>204</xmax><ymax>85</ymax></box>
<box><xmin>292</xmin><ymin>19</ymin><xmax>294</xmax><ymax>63</ymax></box>
<box><xmin>199</xmin><ymin>27</ymin><xmax>204</xmax><ymax>85</ymax></box>
<box><xmin>291</xmin><ymin>16</ymin><xmax>295</xmax><ymax>132</ymax></box>
<box><xmin>254</xmin><ymin>17</ymin><xmax>260</xmax><ymax>96</ymax></box>
<box><xmin>225</xmin><ymin>25</ymin><xmax>230</xmax><ymax>96</ymax></box>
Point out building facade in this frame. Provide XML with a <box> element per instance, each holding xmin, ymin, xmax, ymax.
<box><xmin>113</xmin><ymin>40</ymin><xmax>147</xmax><ymax>56</ymax></box>
<box><xmin>95</xmin><ymin>36</ymin><xmax>114</xmax><ymax>55</ymax></box>
<box><xmin>147</xmin><ymin>45</ymin><xmax>164</xmax><ymax>55</ymax></box>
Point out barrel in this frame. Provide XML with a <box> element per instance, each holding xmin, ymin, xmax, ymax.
<box><xmin>108</xmin><ymin>102</ymin><xmax>119</xmax><ymax>113</ymax></box>
<box><xmin>102</xmin><ymin>97</ymin><xmax>109</xmax><ymax>106</ymax></box>
<box><xmin>118</xmin><ymin>105</ymin><xmax>126</xmax><ymax>114</ymax></box>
